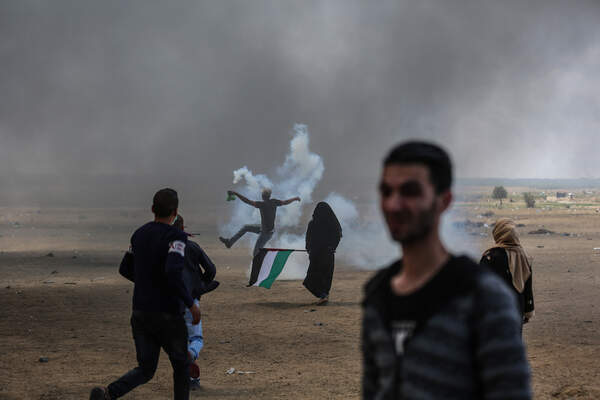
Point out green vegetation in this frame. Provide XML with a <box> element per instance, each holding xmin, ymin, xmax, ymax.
<box><xmin>523</xmin><ymin>192</ymin><xmax>536</xmax><ymax>208</ymax></box>
<box><xmin>452</xmin><ymin>184</ymin><xmax>600</xmax><ymax>210</ymax></box>
<box><xmin>492</xmin><ymin>186</ymin><xmax>508</xmax><ymax>207</ymax></box>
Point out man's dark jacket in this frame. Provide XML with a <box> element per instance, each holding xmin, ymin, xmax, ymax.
<box><xmin>119</xmin><ymin>221</ymin><xmax>193</xmax><ymax>314</ymax></box>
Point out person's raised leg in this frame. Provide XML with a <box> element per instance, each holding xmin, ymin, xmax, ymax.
<box><xmin>222</xmin><ymin>225</ymin><xmax>261</xmax><ymax>248</ymax></box>
<box><xmin>106</xmin><ymin>312</ymin><xmax>161</xmax><ymax>398</ymax></box>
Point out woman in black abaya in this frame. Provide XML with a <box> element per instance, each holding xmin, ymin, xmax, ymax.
<box><xmin>303</xmin><ymin>202</ymin><xmax>342</xmax><ymax>305</ymax></box>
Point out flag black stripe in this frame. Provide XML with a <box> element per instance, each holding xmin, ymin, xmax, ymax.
<box><xmin>247</xmin><ymin>248</ymin><xmax>268</xmax><ymax>286</ymax></box>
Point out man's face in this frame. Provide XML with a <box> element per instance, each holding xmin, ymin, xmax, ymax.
<box><xmin>379</xmin><ymin>164</ymin><xmax>446</xmax><ymax>244</ymax></box>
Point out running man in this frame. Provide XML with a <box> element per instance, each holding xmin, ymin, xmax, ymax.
<box><xmin>90</xmin><ymin>188</ymin><xmax>200</xmax><ymax>400</ymax></box>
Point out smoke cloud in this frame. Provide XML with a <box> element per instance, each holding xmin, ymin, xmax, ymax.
<box><xmin>225</xmin><ymin>126</ymin><xmax>475</xmax><ymax>277</ymax></box>
<box><xmin>1</xmin><ymin>1</ymin><xmax>600</xmax><ymax>207</ymax></box>
<box><xmin>222</xmin><ymin>124</ymin><xmax>323</xmax><ymax>239</ymax></box>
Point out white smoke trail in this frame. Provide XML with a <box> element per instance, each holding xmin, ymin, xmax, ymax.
<box><xmin>274</xmin><ymin>124</ymin><xmax>324</xmax><ymax>226</ymax></box>
<box><xmin>275</xmin><ymin>193</ymin><xmax>480</xmax><ymax>277</ymax></box>
<box><xmin>276</xmin><ymin>194</ymin><xmax>481</xmax><ymax>277</ymax></box>
<box><xmin>221</xmin><ymin>124</ymin><xmax>323</xmax><ymax>248</ymax></box>
<box><xmin>440</xmin><ymin>207</ymin><xmax>483</xmax><ymax>260</ymax></box>
<box><xmin>323</xmin><ymin>193</ymin><xmax>400</xmax><ymax>269</ymax></box>
<box><xmin>232</xmin><ymin>167</ymin><xmax>271</xmax><ymax>193</ymax></box>
<box><xmin>271</xmin><ymin>192</ymin><xmax>400</xmax><ymax>278</ymax></box>
<box><xmin>222</xmin><ymin>124</ymin><xmax>479</xmax><ymax>278</ymax></box>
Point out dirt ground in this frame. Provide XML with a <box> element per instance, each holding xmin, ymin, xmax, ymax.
<box><xmin>0</xmin><ymin>202</ymin><xmax>599</xmax><ymax>399</ymax></box>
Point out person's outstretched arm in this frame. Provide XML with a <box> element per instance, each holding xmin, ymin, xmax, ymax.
<box><xmin>228</xmin><ymin>190</ymin><xmax>258</xmax><ymax>207</ymax></box>
<box><xmin>280</xmin><ymin>196</ymin><xmax>301</xmax><ymax>206</ymax></box>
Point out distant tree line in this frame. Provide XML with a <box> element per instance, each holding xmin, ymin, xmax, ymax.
<box><xmin>523</xmin><ymin>192</ymin><xmax>535</xmax><ymax>208</ymax></box>
<box><xmin>490</xmin><ymin>186</ymin><xmax>535</xmax><ymax>208</ymax></box>
<box><xmin>492</xmin><ymin>186</ymin><xmax>507</xmax><ymax>207</ymax></box>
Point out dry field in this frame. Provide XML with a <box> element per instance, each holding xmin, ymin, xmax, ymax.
<box><xmin>1</xmin><ymin>195</ymin><xmax>599</xmax><ymax>399</ymax></box>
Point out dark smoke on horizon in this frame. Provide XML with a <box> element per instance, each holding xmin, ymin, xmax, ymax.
<box><xmin>1</xmin><ymin>1</ymin><xmax>600</xmax><ymax>206</ymax></box>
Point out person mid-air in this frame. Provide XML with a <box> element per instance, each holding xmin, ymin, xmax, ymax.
<box><xmin>219</xmin><ymin>188</ymin><xmax>300</xmax><ymax>256</ymax></box>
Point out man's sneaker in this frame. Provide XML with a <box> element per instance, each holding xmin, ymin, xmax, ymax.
<box><xmin>219</xmin><ymin>237</ymin><xmax>232</xmax><ymax>248</ymax></box>
<box><xmin>190</xmin><ymin>377</ymin><xmax>201</xmax><ymax>391</ymax></box>
<box><xmin>89</xmin><ymin>386</ymin><xmax>111</xmax><ymax>400</ymax></box>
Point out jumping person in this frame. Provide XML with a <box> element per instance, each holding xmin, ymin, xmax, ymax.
<box><xmin>172</xmin><ymin>215</ymin><xmax>219</xmax><ymax>390</ymax></box>
<box><xmin>90</xmin><ymin>189</ymin><xmax>200</xmax><ymax>400</ymax></box>
<box><xmin>480</xmin><ymin>218</ymin><xmax>534</xmax><ymax>328</ymax></box>
<box><xmin>303</xmin><ymin>202</ymin><xmax>342</xmax><ymax>305</ymax></box>
<box><xmin>219</xmin><ymin>188</ymin><xmax>300</xmax><ymax>256</ymax></box>
<box><xmin>361</xmin><ymin>142</ymin><xmax>531</xmax><ymax>399</ymax></box>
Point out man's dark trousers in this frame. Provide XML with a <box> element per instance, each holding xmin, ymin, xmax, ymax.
<box><xmin>107</xmin><ymin>311</ymin><xmax>190</xmax><ymax>399</ymax></box>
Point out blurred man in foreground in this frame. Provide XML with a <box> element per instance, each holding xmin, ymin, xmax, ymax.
<box><xmin>361</xmin><ymin>142</ymin><xmax>531</xmax><ymax>399</ymax></box>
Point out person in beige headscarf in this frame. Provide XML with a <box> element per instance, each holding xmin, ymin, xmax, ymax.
<box><xmin>480</xmin><ymin>218</ymin><xmax>534</xmax><ymax>326</ymax></box>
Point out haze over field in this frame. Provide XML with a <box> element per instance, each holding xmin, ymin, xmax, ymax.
<box><xmin>1</xmin><ymin>1</ymin><xmax>600</xmax><ymax>206</ymax></box>
<box><xmin>2</xmin><ymin>5</ymin><xmax>600</xmax><ymax>397</ymax></box>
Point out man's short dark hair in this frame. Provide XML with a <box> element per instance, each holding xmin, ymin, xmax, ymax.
<box><xmin>152</xmin><ymin>188</ymin><xmax>178</xmax><ymax>218</ymax></box>
<box><xmin>384</xmin><ymin>141</ymin><xmax>452</xmax><ymax>194</ymax></box>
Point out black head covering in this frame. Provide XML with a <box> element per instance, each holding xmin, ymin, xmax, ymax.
<box><xmin>313</xmin><ymin>202</ymin><xmax>342</xmax><ymax>233</ymax></box>
<box><xmin>306</xmin><ymin>202</ymin><xmax>342</xmax><ymax>252</ymax></box>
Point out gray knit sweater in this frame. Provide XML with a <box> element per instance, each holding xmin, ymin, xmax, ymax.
<box><xmin>361</xmin><ymin>256</ymin><xmax>532</xmax><ymax>399</ymax></box>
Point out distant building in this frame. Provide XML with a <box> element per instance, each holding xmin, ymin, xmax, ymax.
<box><xmin>556</xmin><ymin>192</ymin><xmax>567</xmax><ymax>198</ymax></box>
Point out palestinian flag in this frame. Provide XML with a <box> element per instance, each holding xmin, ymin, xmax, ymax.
<box><xmin>248</xmin><ymin>248</ymin><xmax>306</xmax><ymax>289</ymax></box>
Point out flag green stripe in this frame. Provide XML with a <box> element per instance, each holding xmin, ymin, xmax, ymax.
<box><xmin>254</xmin><ymin>250</ymin><xmax>277</xmax><ymax>287</ymax></box>
<box><xmin>259</xmin><ymin>250</ymin><xmax>293</xmax><ymax>288</ymax></box>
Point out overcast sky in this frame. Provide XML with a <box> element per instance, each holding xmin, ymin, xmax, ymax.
<box><xmin>1</xmin><ymin>1</ymin><xmax>599</xmax><ymax>206</ymax></box>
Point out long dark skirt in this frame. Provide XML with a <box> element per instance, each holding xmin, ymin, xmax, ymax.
<box><xmin>303</xmin><ymin>249</ymin><xmax>335</xmax><ymax>299</ymax></box>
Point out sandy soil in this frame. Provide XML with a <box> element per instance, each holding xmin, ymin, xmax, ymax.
<box><xmin>0</xmin><ymin>203</ymin><xmax>599</xmax><ymax>399</ymax></box>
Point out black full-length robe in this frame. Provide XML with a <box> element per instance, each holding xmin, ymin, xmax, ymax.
<box><xmin>303</xmin><ymin>202</ymin><xmax>342</xmax><ymax>298</ymax></box>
